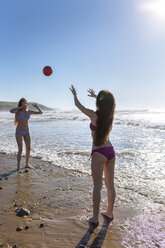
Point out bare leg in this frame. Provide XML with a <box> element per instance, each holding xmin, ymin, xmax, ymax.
<box><xmin>89</xmin><ymin>152</ymin><xmax>106</xmax><ymax>225</ymax></box>
<box><xmin>15</xmin><ymin>132</ymin><xmax>23</xmax><ymax>170</ymax></box>
<box><xmin>102</xmin><ymin>157</ymin><xmax>116</xmax><ymax>219</ymax></box>
<box><xmin>23</xmin><ymin>133</ymin><xmax>31</xmax><ymax>168</ymax></box>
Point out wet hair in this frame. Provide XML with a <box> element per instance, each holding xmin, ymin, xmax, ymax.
<box><xmin>14</xmin><ymin>98</ymin><xmax>26</xmax><ymax>125</ymax></box>
<box><xmin>94</xmin><ymin>90</ymin><xmax>115</xmax><ymax>146</ymax></box>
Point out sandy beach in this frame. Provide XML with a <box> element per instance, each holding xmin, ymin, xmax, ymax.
<box><xmin>0</xmin><ymin>153</ymin><xmax>164</xmax><ymax>248</ymax></box>
<box><xmin>0</xmin><ymin>153</ymin><xmax>134</xmax><ymax>248</ymax></box>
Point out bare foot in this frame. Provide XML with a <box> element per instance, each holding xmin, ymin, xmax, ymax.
<box><xmin>88</xmin><ymin>217</ymin><xmax>99</xmax><ymax>226</ymax></box>
<box><xmin>25</xmin><ymin>165</ymin><xmax>32</xmax><ymax>169</ymax></box>
<box><xmin>101</xmin><ymin>212</ymin><xmax>114</xmax><ymax>221</ymax></box>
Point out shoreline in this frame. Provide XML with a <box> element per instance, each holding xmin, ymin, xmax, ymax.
<box><xmin>0</xmin><ymin>153</ymin><xmax>164</xmax><ymax>247</ymax></box>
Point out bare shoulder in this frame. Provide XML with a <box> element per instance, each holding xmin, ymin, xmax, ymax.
<box><xmin>89</xmin><ymin>110</ymin><xmax>97</xmax><ymax>123</ymax></box>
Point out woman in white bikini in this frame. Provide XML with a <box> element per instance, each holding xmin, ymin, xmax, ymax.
<box><xmin>10</xmin><ymin>98</ymin><xmax>43</xmax><ymax>170</ymax></box>
<box><xmin>70</xmin><ymin>85</ymin><xmax>116</xmax><ymax>226</ymax></box>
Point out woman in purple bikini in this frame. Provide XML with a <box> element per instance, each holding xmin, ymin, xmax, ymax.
<box><xmin>10</xmin><ymin>98</ymin><xmax>43</xmax><ymax>170</ymax></box>
<box><xmin>70</xmin><ymin>85</ymin><xmax>116</xmax><ymax>226</ymax></box>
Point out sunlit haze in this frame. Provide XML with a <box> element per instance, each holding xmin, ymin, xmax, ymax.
<box><xmin>139</xmin><ymin>0</ymin><xmax>165</xmax><ymax>22</ymax></box>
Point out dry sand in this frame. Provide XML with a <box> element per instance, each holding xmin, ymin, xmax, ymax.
<box><xmin>0</xmin><ymin>153</ymin><xmax>137</xmax><ymax>248</ymax></box>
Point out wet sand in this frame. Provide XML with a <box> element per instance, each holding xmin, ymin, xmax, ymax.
<box><xmin>1</xmin><ymin>153</ymin><xmax>163</xmax><ymax>248</ymax></box>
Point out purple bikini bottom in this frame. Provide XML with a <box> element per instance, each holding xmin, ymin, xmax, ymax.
<box><xmin>16</xmin><ymin>129</ymin><xmax>29</xmax><ymax>136</ymax></box>
<box><xmin>91</xmin><ymin>146</ymin><xmax>115</xmax><ymax>161</ymax></box>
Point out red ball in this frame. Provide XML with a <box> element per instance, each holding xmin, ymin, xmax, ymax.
<box><xmin>43</xmin><ymin>66</ymin><xmax>53</xmax><ymax>76</ymax></box>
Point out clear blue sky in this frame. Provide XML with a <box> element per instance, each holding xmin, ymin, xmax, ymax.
<box><xmin>1</xmin><ymin>0</ymin><xmax>165</xmax><ymax>110</ymax></box>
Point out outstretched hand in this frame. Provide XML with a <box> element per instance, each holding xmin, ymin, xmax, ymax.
<box><xmin>70</xmin><ymin>85</ymin><xmax>77</xmax><ymax>96</ymax></box>
<box><xmin>87</xmin><ymin>88</ymin><xmax>97</xmax><ymax>98</ymax></box>
<box><xmin>32</xmin><ymin>103</ymin><xmax>38</xmax><ymax>108</ymax></box>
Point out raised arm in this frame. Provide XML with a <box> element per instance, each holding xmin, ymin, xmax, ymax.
<box><xmin>70</xmin><ymin>85</ymin><xmax>95</xmax><ymax>118</ymax></box>
<box><xmin>29</xmin><ymin>103</ymin><xmax>43</xmax><ymax>115</ymax></box>
<box><xmin>10</xmin><ymin>105</ymin><xmax>24</xmax><ymax>114</ymax></box>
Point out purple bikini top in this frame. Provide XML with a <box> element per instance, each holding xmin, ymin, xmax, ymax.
<box><xmin>17</xmin><ymin>112</ymin><xmax>30</xmax><ymax>121</ymax></box>
<box><xmin>90</xmin><ymin>122</ymin><xmax>96</xmax><ymax>131</ymax></box>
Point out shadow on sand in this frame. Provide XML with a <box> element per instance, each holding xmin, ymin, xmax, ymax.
<box><xmin>75</xmin><ymin>216</ymin><xmax>112</xmax><ymax>248</ymax></box>
<box><xmin>0</xmin><ymin>168</ymin><xmax>23</xmax><ymax>179</ymax></box>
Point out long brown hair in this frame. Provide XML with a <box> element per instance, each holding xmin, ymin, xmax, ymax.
<box><xmin>94</xmin><ymin>90</ymin><xmax>115</xmax><ymax>146</ymax></box>
<box><xmin>14</xmin><ymin>98</ymin><xmax>26</xmax><ymax>125</ymax></box>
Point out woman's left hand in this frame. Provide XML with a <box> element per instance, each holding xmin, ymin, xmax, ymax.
<box><xmin>70</xmin><ymin>85</ymin><xmax>77</xmax><ymax>96</ymax></box>
<box><xmin>32</xmin><ymin>103</ymin><xmax>38</xmax><ymax>108</ymax></box>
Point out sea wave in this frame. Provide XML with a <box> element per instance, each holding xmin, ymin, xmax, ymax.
<box><xmin>1</xmin><ymin>110</ymin><xmax>165</xmax><ymax>129</ymax></box>
<box><xmin>57</xmin><ymin>151</ymin><xmax>90</xmax><ymax>157</ymax></box>
<box><xmin>115</xmin><ymin>120</ymin><xmax>165</xmax><ymax>131</ymax></box>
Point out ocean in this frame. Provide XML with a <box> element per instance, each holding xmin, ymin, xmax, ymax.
<box><xmin>0</xmin><ymin>109</ymin><xmax>165</xmax><ymax>247</ymax></box>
